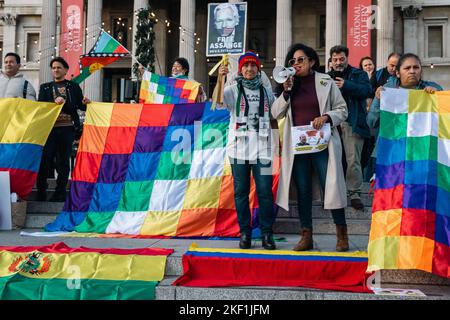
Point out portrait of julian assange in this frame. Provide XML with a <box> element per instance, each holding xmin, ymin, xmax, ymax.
<box><xmin>207</xmin><ymin>2</ymin><xmax>247</xmax><ymax>56</ymax></box>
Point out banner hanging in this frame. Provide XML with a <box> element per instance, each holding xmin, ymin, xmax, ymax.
<box><xmin>60</xmin><ymin>0</ymin><xmax>84</xmax><ymax>78</ymax></box>
<box><xmin>347</xmin><ymin>0</ymin><xmax>372</xmax><ymax>67</ymax></box>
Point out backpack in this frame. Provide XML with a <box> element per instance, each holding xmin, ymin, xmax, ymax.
<box><xmin>23</xmin><ymin>80</ymin><xmax>28</xmax><ymax>99</ymax></box>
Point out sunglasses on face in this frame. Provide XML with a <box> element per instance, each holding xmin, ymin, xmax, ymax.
<box><xmin>288</xmin><ymin>56</ymin><xmax>308</xmax><ymax>66</ymax></box>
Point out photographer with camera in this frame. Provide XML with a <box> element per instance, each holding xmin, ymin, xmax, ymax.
<box><xmin>328</xmin><ymin>45</ymin><xmax>372</xmax><ymax>211</ymax></box>
<box><xmin>36</xmin><ymin>57</ymin><xmax>90</xmax><ymax>202</ymax></box>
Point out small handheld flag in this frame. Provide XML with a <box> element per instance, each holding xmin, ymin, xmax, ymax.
<box><xmin>72</xmin><ymin>31</ymin><xmax>130</xmax><ymax>84</ymax></box>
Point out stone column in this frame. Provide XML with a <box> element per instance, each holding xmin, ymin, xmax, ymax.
<box><xmin>154</xmin><ymin>8</ymin><xmax>168</xmax><ymax>75</ymax></box>
<box><xmin>56</xmin><ymin>7</ymin><xmax>61</xmax><ymax>57</ymax></box>
<box><xmin>227</xmin><ymin>0</ymin><xmax>242</xmax><ymax>75</ymax></box>
<box><xmin>0</xmin><ymin>13</ymin><xmax>17</xmax><ymax>62</ymax></box>
<box><xmin>275</xmin><ymin>0</ymin><xmax>292</xmax><ymax>66</ymax></box>
<box><xmin>401</xmin><ymin>5</ymin><xmax>422</xmax><ymax>54</ymax></box>
<box><xmin>376</xmin><ymin>0</ymin><xmax>394</xmax><ymax>68</ymax></box>
<box><xmin>39</xmin><ymin>0</ymin><xmax>57</xmax><ymax>84</ymax></box>
<box><xmin>194</xmin><ymin>11</ymin><xmax>207</xmax><ymax>87</ymax></box>
<box><xmin>132</xmin><ymin>0</ymin><xmax>148</xmax><ymax>79</ymax></box>
<box><xmin>85</xmin><ymin>0</ymin><xmax>103</xmax><ymax>102</ymax></box>
<box><xmin>179</xmin><ymin>0</ymin><xmax>196</xmax><ymax>79</ymax></box>
<box><xmin>326</xmin><ymin>0</ymin><xmax>342</xmax><ymax>70</ymax></box>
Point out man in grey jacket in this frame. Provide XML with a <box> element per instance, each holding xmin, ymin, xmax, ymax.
<box><xmin>0</xmin><ymin>52</ymin><xmax>36</xmax><ymax>100</ymax></box>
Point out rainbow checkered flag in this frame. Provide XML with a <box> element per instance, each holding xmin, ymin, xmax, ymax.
<box><xmin>45</xmin><ymin>101</ymin><xmax>280</xmax><ymax>237</ymax></box>
<box><xmin>368</xmin><ymin>88</ymin><xmax>450</xmax><ymax>278</ymax></box>
<box><xmin>139</xmin><ymin>71</ymin><xmax>200</xmax><ymax>104</ymax></box>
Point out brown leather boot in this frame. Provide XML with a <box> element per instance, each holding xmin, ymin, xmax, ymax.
<box><xmin>293</xmin><ymin>228</ymin><xmax>313</xmax><ymax>251</ymax></box>
<box><xmin>336</xmin><ymin>225</ymin><xmax>349</xmax><ymax>252</ymax></box>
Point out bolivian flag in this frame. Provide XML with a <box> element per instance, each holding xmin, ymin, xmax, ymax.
<box><xmin>0</xmin><ymin>242</ymin><xmax>173</xmax><ymax>300</ymax></box>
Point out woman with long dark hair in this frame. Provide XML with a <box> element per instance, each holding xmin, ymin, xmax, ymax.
<box><xmin>272</xmin><ymin>43</ymin><xmax>349</xmax><ymax>251</ymax></box>
<box><xmin>367</xmin><ymin>53</ymin><xmax>443</xmax><ymax>165</ymax></box>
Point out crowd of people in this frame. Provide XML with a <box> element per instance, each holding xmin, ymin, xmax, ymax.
<box><xmin>0</xmin><ymin>41</ymin><xmax>443</xmax><ymax>252</ymax></box>
<box><xmin>216</xmin><ymin>44</ymin><xmax>443</xmax><ymax>252</ymax></box>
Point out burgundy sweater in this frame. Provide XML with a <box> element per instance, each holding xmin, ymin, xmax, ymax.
<box><xmin>286</xmin><ymin>73</ymin><xmax>321</xmax><ymax>126</ymax></box>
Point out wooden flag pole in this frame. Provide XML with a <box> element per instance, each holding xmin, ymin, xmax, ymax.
<box><xmin>209</xmin><ymin>55</ymin><xmax>229</xmax><ymax>110</ymax></box>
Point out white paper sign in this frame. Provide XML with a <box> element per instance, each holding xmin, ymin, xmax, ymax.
<box><xmin>373</xmin><ymin>288</ymin><xmax>426</xmax><ymax>297</ymax></box>
<box><xmin>0</xmin><ymin>171</ymin><xmax>12</xmax><ymax>230</ymax></box>
<box><xmin>291</xmin><ymin>123</ymin><xmax>331</xmax><ymax>155</ymax></box>
<box><xmin>206</xmin><ymin>2</ymin><xmax>248</xmax><ymax>56</ymax></box>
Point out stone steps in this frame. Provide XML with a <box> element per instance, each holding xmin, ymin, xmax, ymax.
<box><xmin>24</xmin><ymin>202</ymin><xmax>372</xmax><ymax>233</ymax></box>
<box><xmin>27</xmin><ymin>191</ymin><xmax>57</xmax><ymax>201</ymax></box>
<box><xmin>24</xmin><ymin>214</ymin><xmax>373</xmax><ymax>234</ymax></box>
<box><xmin>273</xmin><ymin>218</ymin><xmax>371</xmax><ymax>235</ymax></box>
<box><xmin>32</xmin><ymin>179</ymin><xmax>70</xmax><ymax>191</ymax></box>
<box><xmin>15</xmin><ymin>183</ymin><xmax>450</xmax><ymax>299</ymax></box>
<box><xmin>278</xmin><ymin>205</ymin><xmax>372</xmax><ymax>219</ymax></box>
<box><xmin>27</xmin><ymin>201</ymin><xmax>64</xmax><ymax>213</ymax></box>
<box><xmin>25</xmin><ymin>201</ymin><xmax>372</xmax><ymax>216</ymax></box>
<box><xmin>162</xmin><ymin>255</ymin><xmax>450</xmax><ymax>287</ymax></box>
<box><xmin>312</xmin><ymin>193</ymin><xmax>373</xmax><ymax>207</ymax></box>
<box><xmin>25</xmin><ymin>180</ymin><xmax>373</xmax><ymax>236</ymax></box>
<box><xmin>156</xmin><ymin>277</ymin><xmax>450</xmax><ymax>300</ymax></box>
<box><xmin>6</xmin><ymin>228</ymin><xmax>450</xmax><ymax>299</ymax></box>
<box><xmin>25</xmin><ymin>214</ymin><xmax>58</xmax><ymax>229</ymax></box>
<box><xmin>25</xmin><ymin>201</ymin><xmax>64</xmax><ymax>228</ymax></box>
<box><xmin>34</xmin><ymin>180</ymin><xmax>374</xmax><ymax>194</ymax></box>
<box><xmin>15</xmin><ymin>228</ymin><xmax>448</xmax><ymax>289</ymax></box>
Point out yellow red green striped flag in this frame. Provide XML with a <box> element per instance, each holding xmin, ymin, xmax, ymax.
<box><xmin>0</xmin><ymin>242</ymin><xmax>173</xmax><ymax>300</ymax></box>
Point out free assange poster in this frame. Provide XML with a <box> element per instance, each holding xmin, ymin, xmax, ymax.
<box><xmin>206</xmin><ymin>2</ymin><xmax>247</xmax><ymax>56</ymax></box>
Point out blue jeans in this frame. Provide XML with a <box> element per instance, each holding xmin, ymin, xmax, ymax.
<box><xmin>292</xmin><ymin>149</ymin><xmax>346</xmax><ymax>230</ymax></box>
<box><xmin>230</xmin><ymin>158</ymin><xmax>274</xmax><ymax>236</ymax></box>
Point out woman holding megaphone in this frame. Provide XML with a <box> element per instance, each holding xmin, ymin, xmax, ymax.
<box><xmin>272</xmin><ymin>43</ymin><xmax>350</xmax><ymax>252</ymax></box>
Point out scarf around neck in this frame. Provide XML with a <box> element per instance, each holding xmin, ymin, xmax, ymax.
<box><xmin>236</xmin><ymin>74</ymin><xmax>262</xmax><ymax>91</ymax></box>
<box><xmin>172</xmin><ymin>74</ymin><xmax>189</xmax><ymax>80</ymax></box>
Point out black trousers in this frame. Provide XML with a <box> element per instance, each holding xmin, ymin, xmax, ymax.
<box><xmin>37</xmin><ymin>126</ymin><xmax>75</xmax><ymax>195</ymax></box>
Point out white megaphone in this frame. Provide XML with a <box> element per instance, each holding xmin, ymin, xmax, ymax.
<box><xmin>272</xmin><ymin>66</ymin><xmax>296</xmax><ymax>84</ymax></box>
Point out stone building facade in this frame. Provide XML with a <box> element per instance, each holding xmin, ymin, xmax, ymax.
<box><xmin>1</xmin><ymin>0</ymin><xmax>449</xmax><ymax>102</ymax></box>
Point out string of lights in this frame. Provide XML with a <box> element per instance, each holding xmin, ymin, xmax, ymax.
<box><xmin>3</xmin><ymin>7</ymin><xmax>271</xmax><ymax>72</ymax></box>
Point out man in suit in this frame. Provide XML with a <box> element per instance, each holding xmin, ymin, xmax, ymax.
<box><xmin>296</xmin><ymin>135</ymin><xmax>308</xmax><ymax>146</ymax></box>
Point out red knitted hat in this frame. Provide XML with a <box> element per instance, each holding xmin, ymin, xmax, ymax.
<box><xmin>238</xmin><ymin>52</ymin><xmax>261</xmax><ymax>73</ymax></box>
